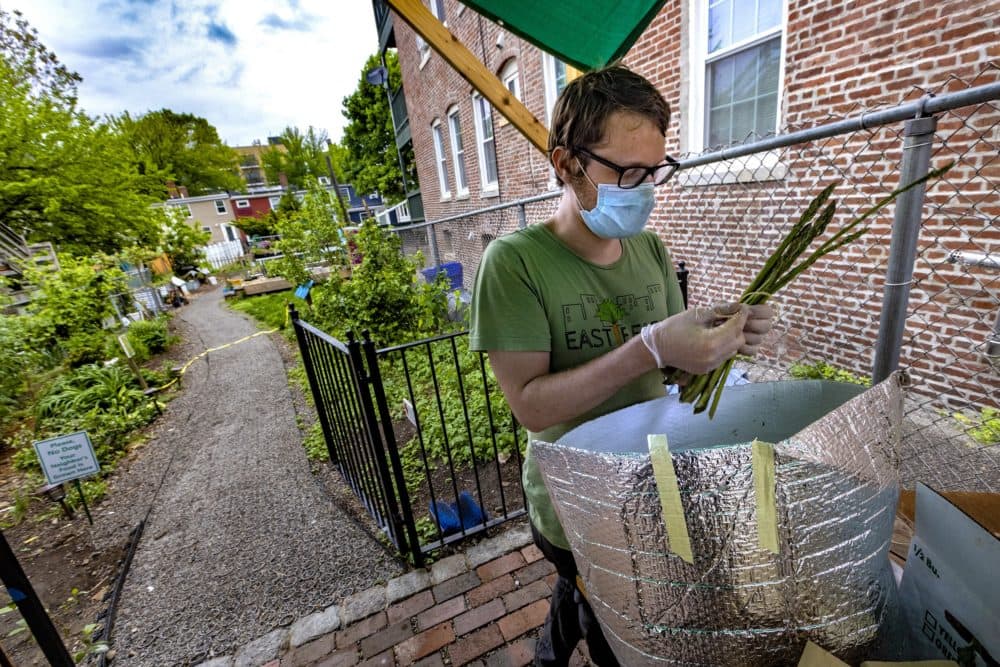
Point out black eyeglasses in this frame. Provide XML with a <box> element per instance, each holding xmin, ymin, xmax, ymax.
<box><xmin>573</xmin><ymin>146</ymin><xmax>680</xmax><ymax>189</ymax></box>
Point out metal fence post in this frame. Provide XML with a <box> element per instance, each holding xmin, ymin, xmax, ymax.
<box><xmin>347</xmin><ymin>331</ymin><xmax>412</xmax><ymax>558</ymax></box>
<box><xmin>288</xmin><ymin>305</ymin><xmax>339</xmax><ymax>465</ymax></box>
<box><xmin>0</xmin><ymin>531</ymin><xmax>74</xmax><ymax>666</ymax></box>
<box><xmin>517</xmin><ymin>203</ymin><xmax>527</xmax><ymax>229</ymax></box>
<box><xmin>362</xmin><ymin>335</ymin><xmax>425</xmax><ymax>567</ymax></box>
<box><xmin>872</xmin><ymin>114</ymin><xmax>938</xmax><ymax>384</ymax></box>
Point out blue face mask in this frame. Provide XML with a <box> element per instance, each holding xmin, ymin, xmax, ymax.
<box><xmin>578</xmin><ymin>182</ymin><xmax>656</xmax><ymax>239</ymax></box>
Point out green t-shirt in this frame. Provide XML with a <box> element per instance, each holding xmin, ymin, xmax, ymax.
<box><xmin>469</xmin><ymin>223</ymin><xmax>684</xmax><ymax>550</ymax></box>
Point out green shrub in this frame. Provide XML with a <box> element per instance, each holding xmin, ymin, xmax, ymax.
<box><xmin>60</xmin><ymin>330</ymin><xmax>111</xmax><ymax>368</ymax></box>
<box><xmin>0</xmin><ymin>315</ymin><xmax>31</xmax><ymax>427</ymax></box>
<box><xmin>127</xmin><ymin>319</ymin><xmax>169</xmax><ymax>357</ymax></box>
<box><xmin>230</xmin><ymin>292</ymin><xmax>297</xmax><ymax>333</ymax></box>
<box><xmin>789</xmin><ymin>360</ymin><xmax>870</xmax><ymax>386</ymax></box>
<box><xmin>952</xmin><ymin>407</ymin><xmax>1000</xmax><ymax>446</ymax></box>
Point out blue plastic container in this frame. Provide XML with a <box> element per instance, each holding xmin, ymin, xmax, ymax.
<box><xmin>421</xmin><ymin>262</ymin><xmax>463</xmax><ymax>290</ymax></box>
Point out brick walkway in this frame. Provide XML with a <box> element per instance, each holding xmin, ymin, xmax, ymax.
<box><xmin>200</xmin><ymin>523</ymin><xmax>594</xmax><ymax>667</ymax></box>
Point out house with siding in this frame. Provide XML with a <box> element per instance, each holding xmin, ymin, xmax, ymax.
<box><xmin>375</xmin><ymin>0</ymin><xmax>998</xmax><ymax>412</ymax></box>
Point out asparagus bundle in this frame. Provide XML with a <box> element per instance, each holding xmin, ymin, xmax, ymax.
<box><xmin>674</xmin><ymin>163</ymin><xmax>953</xmax><ymax>418</ymax></box>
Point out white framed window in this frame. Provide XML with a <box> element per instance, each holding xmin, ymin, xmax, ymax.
<box><xmin>471</xmin><ymin>93</ymin><xmax>498</xmax><ymax>194</ymax></box>
<box><xmin>201</xmin><ymin>226</ymin><xmax>211</xmax><ymax>234</ymax></box>
<box><xmin>235</xmin><ymin>199</ymin><xmax>250</xmax><ymax>209</ymax></box>
<box><xmin>317</xmin><ymin>176</ymin><xmax>331</xmax><ymax>185</ymax></box>
<box><xmin>542</xmin><ymin>54</ymin><xmax>582</xmax><ymax>125</ymax></box>
<box><xmin>416</xmin><ymin>0</ymin><xmax>445</xmax><ymax>68</ymax></box>
<box><xmin>431</xmin><ymin>119</ymin><xmax>451</xmax><ymax>199</ymax></box>
<box><xmin>214</xmin><ymin>199</ymin><xmax>227</xmax><ymax>214</ymax></box>
<box><xmin>184</xmin><ymin>204</ymin><xmax>193</xmax><ymax>218</ymax></box>
<box><xmin>686</xmin><ymin>0</ymin><xmax>785</xmax><ymax>152</ymax></box>
<box><xmin>447</xmin><ymin>106</ymin><xmax>469</xmax><ymax>197</ymax></box>
<box><xmin>268</xmin><ymin>196</ymin><xmax>282</xmax><ymax>209</ymax></box>
<box><xmin>223</xmin><ymin>224</ymin><xmax>237</xmax><ymax>242</ymax></box>
<box><xmin>500</xmin><ymin>58</ymin><xmax>520</xmax><ymax>101</ymax></box>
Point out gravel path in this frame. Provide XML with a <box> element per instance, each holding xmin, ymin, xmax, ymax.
<box><xmin>106</xmin><ymin>287</ymin><xmax>402</xmax><ymax>666</ymax></box>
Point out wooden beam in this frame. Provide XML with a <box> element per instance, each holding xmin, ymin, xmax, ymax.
<box><xmin>386</xmin><ymin>0</ymin><xmax>550</xmax><ymax>155</ymax></box>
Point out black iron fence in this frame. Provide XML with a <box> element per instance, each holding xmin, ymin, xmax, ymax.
<box><xmin>290</xmin><ymin>263</ymin><xmax>690</xmax><ymax>565</ymax></box>
<box><xmin>290</xmin><ymin>308</ymin><xmax>526</xmax><ymax>566</ymax></box>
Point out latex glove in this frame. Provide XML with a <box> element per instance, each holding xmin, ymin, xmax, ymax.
<box><xmin>640</xmin><ymin>303</ymin><xmax>749</xmax><ymax>375</ymax></box>
<box><xmin>740</xmin><ymin>303</ymin><xmax>775</xmax><ymax>357</ymax></box>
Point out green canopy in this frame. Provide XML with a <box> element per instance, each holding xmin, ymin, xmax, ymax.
<box><xmin>459</xmin><ymin>0</ymin><xmax>668</xmax><ymax>71</ymax></box>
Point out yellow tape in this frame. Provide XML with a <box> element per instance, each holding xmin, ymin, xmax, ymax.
<box><xmin>150</xmin><ymin>328</ymin><xmax>279</xmax><ymax>392</ymax></box>
<box><xmin>648</xmin><ymin>434</ymin><xmax>694</xmax><ymax>564</ymax></box>
<box><xmin>752</xmin><ymin>440</ymin><xmax>780</xmax><ymax>554</ymax></box>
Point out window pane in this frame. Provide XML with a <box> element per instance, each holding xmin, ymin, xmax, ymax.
<box><xmin>708</xmin><ymin>107</ymin><xmax>731</xmax><ymax>148</ymax></box>
<box><xmin>733</xmin><ymin>47</ymin><xmax>758</xmax><ymax>102</ymax></box>
<box><xmin>731</xmin><ymin>99</ymin><xmax>755</xmax><ymax>142</ymax></box>
<box><xmin>758</xmin><ymin>37</ymin><xmax>781</xmax><ymax>95</ymax></box>
<box><xmin>554</xmin><ymin>60</ymin><xmax>567</xmax><ymax>93</ymax></box>
<box><xmin>732</xmin><ymin>0</ymin><xmax>756</xmax><ymax>44</ymax></box>
<box><xmin>709</xmin><ymin>58</ymin><xmax>734</xmax><ymax>108</ymax></box>
<box><xmin>756</xmin><ymin>94</ymin><xmax>778</xmax><ymax>136</ymax></box>
<box><xmin>484</xmin><ymin>138</ymin><xmax>497</xmax><ymax>185</ymax></box>
<box><xmin>708</xmin><ymin>0</ymin><xmax>731</xmax><ymax>53</ymax></box>
<box><xmin>758</xmin><ymin>0</ymin><xmax>781</xmax><ymax>31</ymax></box>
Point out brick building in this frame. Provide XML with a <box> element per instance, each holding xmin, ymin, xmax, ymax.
<box><xmin>377</xmin><ymin>0</ymin><xmax>999</xmax><ymax>416</ymax></box>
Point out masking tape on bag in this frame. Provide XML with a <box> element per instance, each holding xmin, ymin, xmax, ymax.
<box><xmin>648</xmin><ymin>434</ymin><xmax>694</xmax><ymax>564</ymax></box>
<box><xmin>752</xmin><ymin>439</ymin><xmax>780</xmax><ymax>554</ymax></box>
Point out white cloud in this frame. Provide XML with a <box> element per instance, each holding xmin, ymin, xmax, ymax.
<box><xmin>14</xmin><ymin>0</ymin><xmax>380</xmax><ymax>145</ymax></box>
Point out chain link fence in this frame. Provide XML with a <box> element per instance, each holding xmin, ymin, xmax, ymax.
<box><xmin>387</xmin><ymin>66</ymin><xmax>999</xmax><ymax>499</ymax></box>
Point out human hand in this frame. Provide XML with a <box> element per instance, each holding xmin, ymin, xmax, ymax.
<box><xmin>739</xmin><ymin>303</ymin><xmax>774</xmax><ymax>356</ymax></box>
<box><xmin>640</xmin><ymin>304</ymin><xmax>749</xmax><ymax>375</ymax></box>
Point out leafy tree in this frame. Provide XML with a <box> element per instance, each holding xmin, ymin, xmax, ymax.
<box><xmin>271</xmin><ymin>180</ymin><xmax>345</xmax><ymax>287</ymax></box>
<box><xmin>115</xmin><ymin>109</ymin><xmax>241</xmax><ymax>196</ymax></box>
<box><xmin>24</xmin><ymin>254</ymin><xmax>128</xmax><ymax>342</ymax></box>
<box><xmin>340</xmin><ymin>51</ymin><xmax>416</xmax><ymax>204</ymax></box>
<box><xmin>261</xmin><ymin>126</ymin><xmax>330</xmax><ymax>188</ymax></box>
<box><xmin>161</xmin><ymin>208</ymin><xmax>211</xmax><ymax>270</ymax></box>
<box><xmin>0</xmin><ymin>9</ymin><xmax>163</xmax><ymax>254</ymax></box>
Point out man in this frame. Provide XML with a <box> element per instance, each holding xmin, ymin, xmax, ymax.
<box><xmin>470</xmin><ymin>65</ymin><xmax>773</xmax><ymax>666</ymax></box>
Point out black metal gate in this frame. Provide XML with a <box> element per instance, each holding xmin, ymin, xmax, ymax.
<box><xmin>290</xmin><ymin>307</ymin><xmax>527</xmax><ymax>566</ymax></box>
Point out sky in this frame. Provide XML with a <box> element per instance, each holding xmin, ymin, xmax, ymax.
<box><xmin>13</xmin><ymin>0</ymin><xmax>381</xmax><ymax>145</ymax></box>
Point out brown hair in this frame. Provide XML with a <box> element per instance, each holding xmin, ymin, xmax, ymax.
<box><xmin>548</xmin><ymin>64</ymin><xmax>671</xmax><ymax>185</ymax></box>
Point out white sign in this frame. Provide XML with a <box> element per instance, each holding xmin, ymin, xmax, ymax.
<box><xmin>402</xmin><ymin>399</ymin><xmax>417</xmax><ymax>427</ymax></box>
<box><xmin>33</xmin><ymin>431</ymin><xmax>101</xmax><ymax>485</ymax></box>
<box><xmin>118</xmin><ymin>334</ymin><xmax>135</xmax><ymax>359</ymax></box>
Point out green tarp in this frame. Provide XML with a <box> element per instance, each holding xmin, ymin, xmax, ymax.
<box><xmin>458</xmin><ymin>0</ymin><xmax>668</xmax><ymax>71</ymax></box>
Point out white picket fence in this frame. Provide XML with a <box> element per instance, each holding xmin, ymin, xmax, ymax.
<box><xmin>203</xmin><ymin>240</ymin><xmax>245</xmax><ymax>269</ymax></box>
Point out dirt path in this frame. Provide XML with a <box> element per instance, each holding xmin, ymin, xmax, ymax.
<box><xmin>101</xmin><ymin>287</ymin><xmax>401</xmax><ymax>666</ymax></box>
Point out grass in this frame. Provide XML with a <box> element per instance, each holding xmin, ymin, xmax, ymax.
<box><xmin>229</xmin><ymin>292</ymin><xmax>305</xmax><ymax>336</ymax></box>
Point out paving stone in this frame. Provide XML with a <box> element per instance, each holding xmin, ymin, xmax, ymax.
<box><xmin>498</xmin><ymin>600</ymin><xmax>549</xmax><ymax>641</ymax></box>
<box><xmin>503</xmin><ymin>579</ymin><xmax>551</xmax><ymax>613</ymax></box>
<box><xmin>416</xmin><ymin>595</ymin><xmax>466</xmax><ymax>631</ymax></box>
<box><xmin>386</xmin><ymin>569</ymin><xmax>432</xmax><ymax>604</ymax></box>
<box><xmin>341</xmin><ymin>586</ymin><xmax>388</xmax><ymax>626</ymax></box>
<box><xmin>512</xmin><ymin>559</ymin><xmax>554</xmax><ymax>587</ymax></box>
<box><xmin>412</xmin><ymin>653</ymin><xmax>446</xmax><ymax>667</ymax></box>
<box><xmin>466</xmin><ymin>573</ymin><xmax>516</xmax><ymax>609</ymax></box>
<box><xmin>520</xmin><ymin>544</ymin><xmax>544</xmax><ymax>564</ymax></box>
<box><xmin>315</xmin><ymin>649</ymin><xmax>360</xmax><ymax>667</ymax></box>
<box><xmin>430</xmin><ymin>554</ymin><xmax>468</xmax><ymax>585</ymax></box>
<box><xmin>290</xmin><ymin>604</ymin><xmax>342</xmax><ymax>647</ymax></box>
<box><xmin>195</xmin><ymin>658</ymin><xmax>234</xmax><ymax>667</ymax></box>
<box><xmin>336</xmin><ymin>611</ymin><xmax>388</xmax><ymax>649</ymax></box>
<box><xmin>465</xmin><ymin>524</ymin><xmax>533</xmax><ymax>569</ymax></box>
<box><xmin>233</xmin><ymin>629</ymin><xmax>287</xmax><ymax>667</ymax></box>
<box><xmin>476</xmin><ymin>552</ymin><xmax>525</xmax><ymax>582</ymax></box>
<box><xmin>485</xmin><ymin>636</ymin><xmax>535</xmax><ymax>667</ymax></box>
<box><xmin>360</xmin><ymin>618</ymin><xmax>414</xmax><ymax>659</ymax></box>
<box><xmin>358</xmin><ymin>649</ymin><xmax>394</xmax><ymax>667</ymax></box>
<box><xmin>453</xmin><ymin>598</ymin><xmax>506</xmax><ymax>637</ymax></box>
<box><xmin>394</xmin><ymin>622</ymin><xmax>455</xmax><ymax>664</ymax></box>
<box><xmin>386</xmin><ymin>589</ymin><xmax>435</xmax><ymax>624</ymax></box>
<box><xmin>447</xmin><ymin>624</ymin><xmax>505</xmax><ymax>665</ymax></box>
<box><xmin>284</xmin><ymin>633</ymin><xmax>338</xmax><ymax>667</ymax></box>
<box><xmin>432</xmin><ymin>570</ymin><xmax>480</xmax><ymax>603</ymax></box>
